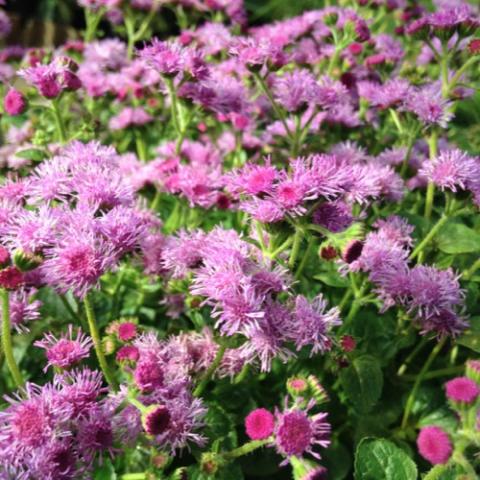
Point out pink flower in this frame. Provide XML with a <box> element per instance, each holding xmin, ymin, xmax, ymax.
<box><xmin>274</xmin><ymin>404</ymin><xmax>330</xmax><ymax>461</ymax></box>
<box><xmin>417</xmin><ymin>426</ymin><xmax>452</xmax><ymax>465</ymax></box>
<box><xmin>116</xmin><ymin>345</ymin><xmax>139</xmax><ymax>363</ymax></box>
<box><xmin>34</xmin><ymin>326</ymin><xmax>92</xmax><ymax>370</ymax></box>
<box><xmin>117</xmin><ymin>322</ymin><xmax>137</xmax><ymax>342</ymax></box>
<box><xmin>142</xmin><ymin>405</ymin><xmax>171</xmax><ymax>436</ymax></box>
<box><xmin>4</xmin><ymin>89</ymin><xmax>26</xmax><ymax>116</ymax></box>
<box><xmin>0</xmin><ymin>266</ymin><xmax>24</xmax><ymax>290</ymax></box>
<box><xmin>245</xmin><ymin>408</ymin><xmax>275</xmax><ymax>440</ymax></box>
<box><xmin>445</xmin><ymin>376</ymin><xmax>480</xmax><ymax>404</ymax></box>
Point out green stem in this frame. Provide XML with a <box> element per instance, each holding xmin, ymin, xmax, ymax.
<box><xmin>402</xmin><ymin>365</ymin><xmax>464</xmax><ymax>382</ymax></box>
<box><xmin>124</xmin><ymin>15</ymin><xmax>136</xmax><ymax>60</ymax></box>
<box><xmin>447</xmin><ymin>56</ymin><xmax>480</xmax><ymax>96</ymax></box>
<box><xmin>253</xmin><ymin>72</ymin><xmax>292</xmax><ymax>138</ymax></box>
<box><xmin>295</xmin><ymin>237</ymin><xmax>314</xmax><ymax>279</ymax></box>
<box><xmin>440</xmin><ymin>54</ymin><xmax>449</xmax><ymax>98</ymax></box>
<box><xmin>84</xmin><ymin>9</ymin><xmax>104</xmax><ymax>42</ymax></box>
<box><xmin>233</xmin><ymin>364</ymin><xmax>250</xmax><ymax>384</ymax></box>
<box><xmin>424</xmin><ymin>131</ymin><xmax>438</xmax><ymax>220</ymax></box>
<box><xmin>84</xmin><ymin>292</ymin><xmax>118</xmax><ymax>391</ymax></box>
<box><xmin>121</xmin><ymin>474</ymin><xmax>147</xmax><ymax>480</ymax></box>
<box><xmin>193</xmin><ymin>344</ymin><xmax>227</xmax><ymax>397</ymax></box>
<box><xmin>409</xmin><ymin>214</ymin><xmax>448</xmax><ymax>261</ymax></box>
<box><xmin>397</xmin><ymin>337</ymin><xmax>428</xmax><ymax>376</ymax></box>
<box><xmin>289</xmin><ymin>228</ymin><xmax>303</xmax><ymax>269</ymax></box>
<box><xmin>1</xmin><ymin>289</ymin><xmax>24</xmax><ymax>388</ymax></box>
<box><xmin>327</xmin><ymin>47</ymin><xmax>341</xmax><ymax>77</ymax></box>
<box><xmin>464</xmin><ymin>258</ymin><xmax>480</xmax><ymax>280</ymax></box>
<box><xmin>268</xmin><ymin>236</ymin><xmax>293</xmax><ymax>260</ymax></box>
<box><xmin>150</xmin><ymin>189</ymin><xmax>161</xmax><ymax>211</ymax></box>
<box><xmin>59</xmin><ymin>293</ymin><xmax>80</xmax><ymax>322</ymax></box>
<box><xmin>401</xmin><ymin>337</ymin><xmax>446</xmax><ymax>429</ymax></box>
<box><xmin>223</xmin><ymin>439</ymin><xmax>271</xmax><ymax>460</ymax></box>
<box><xmin>134</xmin><ymin>130</ymin><xmax>148</xmax><ymax>161</ymax></box>
<box><xmin>51</xmin><ymin>99</ymin><xmax>67</xmax><ymax>144</ymax></box>
<box><xmin>128</xmin><ymin>396</ymin><xmax>148</xmax><ymax>414</ymax></box>
<box><xmin>164</xmin><ymin>77</ymin><xmax>181</xmax><ymax>135</ymax></box>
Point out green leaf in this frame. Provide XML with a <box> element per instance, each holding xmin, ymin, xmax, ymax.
<box><xmin>313</xmin><ymin>272</ymin><xmax>349</xmax><ymax>288</ymax></box>
<box><xmin>94</xmin><ymin>460</ymin><xmax>117</xmax><ymax>480</ymax></box>
<box><xmin>204</xmin><ymin>403</ymin><xmax>237</xmax><ymax>450</ymax></box>
<box><xmin>436</xmin><ymin>222</ymin><xmax>480</xmax><ymax>254</ymax></box>
<box><xmin>340</xmin><ymin>355</ymin><xmax>383</xmax><ymax>414</ymax></box>
<box><xmin>423</xmin><ymin>464</ymin><xmax>457</xmax><ymax>480</ymax></box>
<box><xmin>456</xmin><ymin>316</ymin><xmax>480</xmax><ymax>352</ymax></box>
<box><xmin>354</xmin><ymin>438</ymin><xmax>417</xmax><ymax>480</ymax></box>
<box><xmin>15</xmin><ymin>148</ymin><xmax>48</xmax><ymax>161</ymax></box>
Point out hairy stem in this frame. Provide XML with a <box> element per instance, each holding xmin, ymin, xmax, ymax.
<box><xmin>1</xmin><ymin>289</ymin><xmax>24</xmax><ymax>388</ymax></box>
<box><xmin>401</xmin><ymin>337</ymin><xmax>446</xmax><ymax>429</ymax></box>
<box><xmin>289</xmin><ymin>228</ymin><xmax>303</xmax><ymax>269</ymax></box>
<box><xmin>223</xmin><ymin>438</ymin><xmax>271</xmax><ymax>460</ymax></box>
<box><xmin>253</xmin><ymin>72</ymin><xmax>292</xmax><ymax>138</ymax></box>
<box><xmin>84</xmin><ymin>292</ymin><xmax>118</xmax><ymax>390</ymax></box>
<box><xmin>193</xmin><ymin>344</ymin><xmax>227</xmax><ymax>397</ymax></box>
<box><xmin>51</xmin><ymin>99</ymin><xmax>67</xmax><ymax>144</ymax></box>
<box><xmin>409</xmin><ymin>214</ymin><xmax>448</xmax><ymax>261</ymax></box>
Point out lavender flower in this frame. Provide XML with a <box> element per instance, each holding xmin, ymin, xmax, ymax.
<box><xmin>35</xmin><ymin>326</ymin><xmax>92</xmax><ymax>371</ymax></box>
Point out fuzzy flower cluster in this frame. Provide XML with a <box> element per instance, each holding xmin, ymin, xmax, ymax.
<box><xmin>226</xmin><ymin>151</ymin><xmax>403</xmax><ymax>223</ymax></box>
<box><xmin>157</xmin><ymin>227</ymin><xmax>341</xmax><ymax>371</ymax></box>
<box><xmin>0</xmin><ymin>369</ymin><xmax>130</xmax><ymax>479</ymax></box>
<box><xmin>18</xmin><ymin>57</ymin><xmax>82</xmax><ymax>99</ymax></box>
<box><xmin>118</xmin><ymin>332</ymin><xmax>207</xmax><ymax>453</ymax></box>
<box><xmin>420</xmin><ymin>149</ymin><xmax>480</xmax><ymax>207</ymax></box>
<box><xmin>0</xmin><ymin>140</ymin><xmax>158</xmax><ymax>297</ymax></box>
<box><xmin>343</xmin><ymin>216</ymin><xmax>467</xmax><ymax>337</ymax></box>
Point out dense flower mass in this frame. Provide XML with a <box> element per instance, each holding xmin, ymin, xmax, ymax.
<box><xmin>0</xmin><ymin>0</ymin><xmax>480</xmax><ymax>477</ymax></box>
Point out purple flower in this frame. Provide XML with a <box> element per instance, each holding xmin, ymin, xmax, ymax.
<box><xmin>274</xmin><ymin>400</ymin><xmax>330</xmax><ymax>462</ymax></box>
<box><xmin>9</xmin><ymin>289</ymin><xmax>42</xmax><ymax>333</ymax></box>
<box><xmin>109</xmin><ymin>107</ymin><xmax>153</xmax><ymax>130</ymax></box>
<box><xmin>403</xmin><ymin>83</ymin><xmax>454</xmax><ymax>128</ymax></box>
<box><xmin>291</xmin><ymin>295</ymin><xmax>340</xmax><ymax>355</ymax></box>
<box><xmin>313</xmin><ymin>201</ymin><xmax>353</xmax><ymax>233</ymax></box>
<box><xmin>35</xmin><ymin>326</ymin><xmax>92</xmax><ymax>371</ymax></box>
<box><xmin>133</xmin><ymin>356</ymin><xmax>164</xmax><ymax>393</ymax></box>
<box><xmin>41</xmin><ymin>227</ymin><xmax>116</xmax><ymax>298</ymax></box>
<box><xmin>138</xmin><ymin>39</ymin><xmax>184</xmax><ymax>77</ymax></box>
<box><xmin>419</xmin><ymin>148</ymin><xmax>478</xmax><ymax>192</ymax></box>
<box><xmin>405</xmin><ymin>266</ymin><xmax>464</xmax><ymax>320</ymax></box>
<box><xmin>4</xmin><ymin>88</ymin><xmax>26</xmax><ymax>116</ymax></box>
<box><xmin>274</xmin><ymin>69</ymin><xmax>320</xmax><ymax>113</ymax></box>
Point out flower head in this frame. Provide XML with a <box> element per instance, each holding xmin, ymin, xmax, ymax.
<box><xmin>417</xmin><ymin>426</ymin><xmax>452</xmax><ymax>465</ymax></box>
<box><xmin>117</xmin><ymin>322</ymin><xmax>137</xmax><ymax>342</ymax></box>
<box><xmin>245</xmin><ymin>408</ymin><xmax>275</xmax><ymax>440</ymax></box>
<box><xmin>35</xmin><ymin>326</ymin><xmax>92</xmax><ymax>370</ymax></box>
<box><xmin>274</xmin><ymin>403</ymin><xmax>330</xmax><ymax>461</ymax></box>
<box><xmin>4</xmin><ymin>88</ymin><xmax>26</xmax><ymax>116</ymax></box>
<box><xmin>142</xmin><ymin>405</ymin><xmax>171</xmax><ymax>436</ymax></box>
<box><xmin>445</xmin><ymin>376</ymin><xmax>480</xmax><ymax>404</ymax></box>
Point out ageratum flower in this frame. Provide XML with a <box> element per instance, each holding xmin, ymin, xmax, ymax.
<box><xmin>403</xmin><ymin>83</ymin><xmax>454</xmax><ymax>128</ymax></box>
<box><xmin>417</xmin><ymin>426</ymin><xmax>452</xmax><ymax>465</ymax></box>
<box><xmin>34</xmin><ymin>326</ymin><xmax>92</xmax><ymax>371</ymax></box>
<box><xmin>274</xmin><ymin>69</ymin><xmax>321</xmax><ymax>113</ymax></box>
<box><xmin>445</xmin><ymin>376</ymin><xmax>480</xmax><ymax>404</ymax></box>
<box><xmin>291</xmin><ymin>295</ymin><xmax>341</xmax><ymax>355</ymax></box>
<box><xmin>3</xmin><ymin>88</ymin><xmax>26</xmax><ymax>116</ymax></box>
<box><xmin>420</xmin><ymin>148</ymin><xmax>479</xmax><ymax>192</ymax></box>
<box><xmin>245</xmin><ymin>408</ymin><xmax>275</xmax><ymax>440</ymax></box>
<box><xmin>274</xmin><ymin>400</ymin><xmax>330</xmax><ymax>462</ymax></box>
